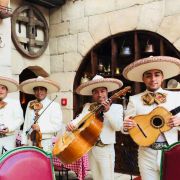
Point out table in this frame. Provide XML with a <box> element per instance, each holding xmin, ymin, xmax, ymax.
<box><xmin>53</xmin><ymin>154</ymin><xmax>89</xmax><ymax>180</ymax></box>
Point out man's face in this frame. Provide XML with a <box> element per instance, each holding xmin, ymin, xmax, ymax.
<box><xmin>33</xmin><ymin>86</ymin><xmax>47</xmax><ymax>101</ymax></box>
<box><xmin>142</xmin><ymin>69</ymin><xmax>164</xmax><ymax>91</ymax></box>
<box><xmin>92</xmin><ymin>87</ymin><xmax>108</xmax><ymax>103</ymax></box>
<box><xmin>0</xmin><ymin>85</ymin><xmax>8</xmax><ymax>101</ymax></box>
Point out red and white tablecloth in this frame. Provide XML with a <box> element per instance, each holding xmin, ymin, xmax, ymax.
<box><xmin>53</xmin><ymin>154</ymin><xmax>89</xmax><ymax>180</ymax></box>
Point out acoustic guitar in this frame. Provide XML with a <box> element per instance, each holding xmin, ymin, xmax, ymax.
<box><xmin>53</xmin><ymin>86</ymin><xmax>131</xmax><ymax>164</ymax></box>
<box><xmin>129</xmin><ymin>106</ymin><xmax>180</xmax><ymax>146</ymax></box>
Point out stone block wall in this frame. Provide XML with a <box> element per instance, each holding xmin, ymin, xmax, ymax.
<box><xmin>0</xmin><ymin>0</ymin><xmax>179</xmax><ymax>123</ymax></box>
<box><xmin>49</xmin><ymin>0</ymin><xmax>180</xmax><ymax>123</ymax></box>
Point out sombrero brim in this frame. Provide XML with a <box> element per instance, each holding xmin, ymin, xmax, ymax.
<box><xmin>166</xmin><ymin>87</ymin><xmax>180</xmax><ymax>91</ymax></box>
<box><xmin>166</xmin><ymin>84</ymin><xmax>180</xmax><ymax>91</ymax></box>
<box><xmin>123</xmin><ymin>56</ymin><xmax>180</xmax><ymax>82</ymax></box>
<box><xmin>76</xmin><ymin>78</ymin><xmax>123</xmax><ymax>96</ymax></box>
<box><xmin>20</xmin><ymin>78</ymin><xmax>60</xmax><ymax>94</ymax></box>
<box><xmin>0</xmin><ymin>76</ymin><xmax>18</xmax><ymax>93</ymax></box>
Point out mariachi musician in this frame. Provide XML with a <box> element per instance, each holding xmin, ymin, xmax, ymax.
<box><xmin>0</xmin><ymin>76</ymin><xmax>24</xmax><ymax>155</ymax></box>
<box><xmin>20</xmin><ymin>76</ymin><xmax>63</xmax><ymax>152</ymax></box>
<box><xmin>66</xmin><ymin>75</ymin><xmax>124</xmax><ymax>180</ymax></box>
<box><xmin>122</xmin><ymin>56</ymin><xmax>180</xmax><ymax>180</ymax></box>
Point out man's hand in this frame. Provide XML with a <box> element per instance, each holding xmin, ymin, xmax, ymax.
<box><xmin>168</xmin><ymin>116</ymin><xmax>180</xmax><ymax>127</ymax></box>
<box><xmin>101</xmin><ymin>100</ymin><xmax>111</xmax><ymax>112</ymax></box>
<box><xmin>123</xmin><ymin>117</ymin><xmax>136</xmax><ymax>132</ymax></box>
<box><xmin>66</xmin><ymin>122</ymin><xmax>76</xmax><ymax>131</ymax></box>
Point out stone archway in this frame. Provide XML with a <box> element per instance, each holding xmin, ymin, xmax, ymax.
<box><xmin>19</xmin><ymin>66</ymin><xmax>49</xmax><ymax>119</ymax></box>
<box><xmin>73</xmin><ymin>29</ymin><xmax>180</xmax><ymax>175</ymax></box>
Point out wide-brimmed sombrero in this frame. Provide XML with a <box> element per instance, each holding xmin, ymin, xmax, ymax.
<box><xmin>166</xmin><ymin>79</ymin><xmax>180</xmax><ymax>91</ymax></box>
<box><xmin>123</xmin><ymin>56</ymin><xmax>180</xmax><ymax>82</ymax></box>
<box><xmin>166</xmin><ymin>84</ymin><xmax>180</xmax><ymax>91</ymax></box>
<box><xmin>76</xmin><ymin>75</ymin><xmax>123</xmax><ymax>96</ymax></box>
<box><xmin>0</xmin><ymin>76</ymin><xmax>18</xmax><ymax>92</ymax></box>
<box><xmin>19</xmin><ymin>76</ymin><xmax>60</xmax><ymax>94</ymax></box>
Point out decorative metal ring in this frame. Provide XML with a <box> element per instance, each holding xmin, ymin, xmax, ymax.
<box><xmin>11</xmin><ymin>5</ymin><xmax>49</xmax><ymax>58</ymax></box>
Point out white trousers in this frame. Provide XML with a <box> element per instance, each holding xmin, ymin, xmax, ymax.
<box><xmin>138</xmin><ymin>147</ymin><xmax>162</xmax><ymax>180</ymax></box>
<box><xmin>28</xmin><ymin>138</ymin><xmax>53</xmax><ymax>152</ymax></box>
<box><xmin>41</xmin><ymin>138</ymin><xmax>53</xmax><ymax>152</ymax></box>
<box><xmin>88</xmin><ymin>144</ymin><xmax>115</xmax><ymax>180</ymax></box>
<box><xmin>0</xmin><ymin>135</ymin><xmax>16</xmax><ymax>155</ymax></box>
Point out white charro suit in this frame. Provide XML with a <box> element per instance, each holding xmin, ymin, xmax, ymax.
<box><xmin>124</xmin><ymin>88</ymin><xmax>180</xmax><ymax>180</ymax></box>
<box><xmin>0</xmin><ymin>97</ymin><xmax>24</xmax><ymax>155</ymax></box>
<box><xmin>72</xmin><ymin>103</ymin><xmax>123</xmax><ymax>180</ymax></box>
<box><xmin>22</xmin><ymin>97</ymin><xmax>63</xmax><ymax>152</ymax></box>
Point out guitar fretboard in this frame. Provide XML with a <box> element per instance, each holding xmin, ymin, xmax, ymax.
<box><xmin>170</xmin><ymin>106</ymin><xmax>180</xmax><ymax>116</ymax></box>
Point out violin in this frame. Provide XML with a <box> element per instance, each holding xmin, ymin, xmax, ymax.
<box><xmin>26</xmin><ymin>96</ymin><xmax>58</xmax><ymax>149</ymax></box>
<box><xmin>29</xmin><ymin>101</ymin><xmax>43</xmax><ymax>149</ymax></box>
<box><xmin>30</xmin><ymin>127</ymin><xmax>43</xmax><ymax>149</ymax></box>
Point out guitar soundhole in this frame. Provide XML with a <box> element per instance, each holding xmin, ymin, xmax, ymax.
<box><xmin>151</xmin><ymin>116</ymin><xmax>164</xmax><ymax>129</ymax></box>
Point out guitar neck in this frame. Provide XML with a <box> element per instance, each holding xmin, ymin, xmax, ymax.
<box><xmin>76</xmin><ymin>86</ymin><xmax>131</xmax><ymax>127</ymax></box>
<box><xmin>91</xmin><ymin>92</ymin><xmax>122</xmax><ymax>113</ymax></box>
<box><xmin>170</xmin><ymin>106</ymin><xmax>180</xmax><ymax>116</ymax></box>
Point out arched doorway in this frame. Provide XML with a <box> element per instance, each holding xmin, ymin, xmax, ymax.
<box><xmin>19</xmin><ymin>66</ymin><xmax>49</xmax><ymax>122</ymax></box>
<box><xmin>73</xmin><ymin>30</ymin><xmax>180</xmax><ymax>175</ymax></box>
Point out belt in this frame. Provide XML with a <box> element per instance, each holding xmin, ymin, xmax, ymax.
<box><xmin>42</xmin><ymin>133</ymin><xmax>55</xmax><ymax>139</ymax></box>
<box><xmin>150</xmin><ymin>142</ymin><xmax>168</xmax><ymax>150</ymax></box>
<box><xmin>95</xmin><ymin>139</ymin><xmax>108</xmax><ymax>147</ymax></box>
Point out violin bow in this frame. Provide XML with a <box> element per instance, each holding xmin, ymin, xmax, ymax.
<box><xmin>26</xmin><ymin>95</ymin><xmax>58</xmax><ymax>135</ymax></box>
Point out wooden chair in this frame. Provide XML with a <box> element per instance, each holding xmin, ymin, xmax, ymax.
<box><xmin>0</xmin><ymin>146</ymin><xmax>55</xmax><ymax>180</ymax></box>
<box><xmin>160</xmin><ymin>142</ymin><xmax>180</xmax><ymax>180</ymax></box>
<box><xmin>54</xmin><ymin>163</ymin><xmax>69</xmax><ymax>180</ymax></box>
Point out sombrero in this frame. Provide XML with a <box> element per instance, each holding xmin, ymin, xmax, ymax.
<box><xmin>19</xmin><ymin>76</ymin><xmax>60</xmax><ymax>94</ymax></box>
<box><xmin>166</xmin><ymin>84</ymin><xmax>180</xmax><ymax>91</ymax></box>
<box><xmin>0</xmin><ymin>76</ymin><xmax>18</xmax><ymax>93</ymax></box>
<box><xmin>76</xmin><ymin>75</ymin><xmax>123</xmax><ymax>96</ymax></box>
<box><xmin>123</xmin><ymin>56</ymin><xmax>180</xmax><ymax>82</ymax></box>
<box><xmin>166</xmin><ymin>79</ymin><xmax>180</xmax><ymax>91</ymax></box>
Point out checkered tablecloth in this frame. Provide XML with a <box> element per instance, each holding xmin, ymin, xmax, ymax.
<box><xmin>53</xmin><ymin>154</ymin><xmax>89</xmax><ymax>180</ymax></box>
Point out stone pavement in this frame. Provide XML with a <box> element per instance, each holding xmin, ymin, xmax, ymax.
<box><xmin>55</xmin><ymin>171</ymin><xmax>138</xmax><ymax>180</ymax></box>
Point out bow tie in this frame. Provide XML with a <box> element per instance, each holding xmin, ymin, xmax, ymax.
<box><xmin>0</xmin><ymin>101</ymin><xmax>7</xmax><ymax>109</ymax></box>
<box><xmin>141</xmin><ymin>92</ymin><xmax>167</xmax><ymax>105</ymax></box>
<box><xmin>29</xmin><ymin>100</ymin><xmax>43</xmax><ymax>111</ymax></box>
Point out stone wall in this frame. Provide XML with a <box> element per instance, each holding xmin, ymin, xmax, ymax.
<box><xmin>0</xmin><ymin>0</ymin><xmax>179</xmax><ymax>123</ymax></box>
<box><xmin>0</xmin><ymin>0</ymin><xmax>51</xmax><ymax>99</ymax></box>
<box><xmin>11</xmin><ymin>0</ymin><xmax>50</xmax><ymax>76</ymax></box>
<box><xmin>49</xmin><ymin>0</ymin><xmax>180</xmax><ymax>123</ymax></box>
<box><xmin>0</xmin><ymin>3</ymin><xmax>15</xmax><ymax>98</ymax></box>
